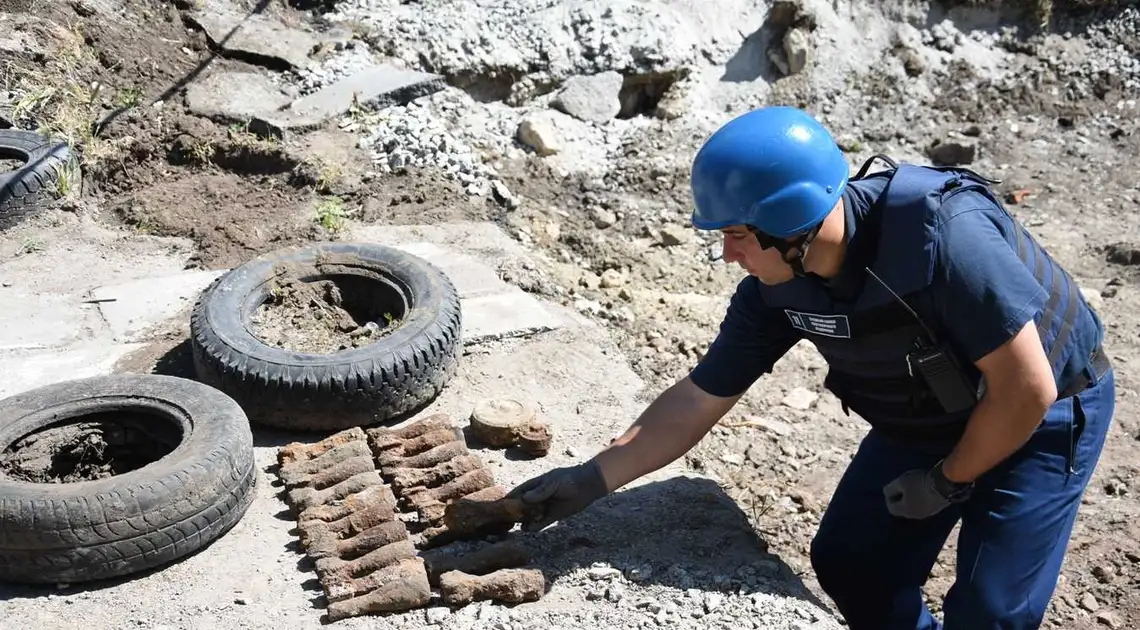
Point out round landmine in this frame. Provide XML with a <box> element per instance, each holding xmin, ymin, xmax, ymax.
<box><xmin>469</xmin><ymin>398</ymin><xmax>537</xmax><ymax>448</ymax></box>
<box><xmin>516</xmin><ymin>422</ymin><xmax>553</xmax><ymax>457</ymax></box>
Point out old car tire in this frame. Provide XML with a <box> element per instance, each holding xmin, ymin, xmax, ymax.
<box><xmin>0</xmin><ymin>129</ymin><xmax>76</xmax><ymax>230</ymax></box>
<box><xmin>189</xmin><ymin>242</ymin><xmax>462</xmax><ymax>432</ymax></box>
<box><xmin>0</xmin><ymin>374</ymin><xmax>257</xmax><ymax>584</ymax></box>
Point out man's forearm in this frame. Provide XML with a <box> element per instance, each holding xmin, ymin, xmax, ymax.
<box><xmin>941</xmin><ymin>388</ymin><xmax>1052</xmax><ymax>483</ymax></box>
<box><xmin>592</xmin><ymin>377</ymin><xmax>739</xmax><ymax>492</ymax></box>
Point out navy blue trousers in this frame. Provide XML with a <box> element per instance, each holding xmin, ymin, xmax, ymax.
<box><xmin>810</xmin><ymin>369</ymin><xmax>1115</xmax><ymax>630</ymax></box>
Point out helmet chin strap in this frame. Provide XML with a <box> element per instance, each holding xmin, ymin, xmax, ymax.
<box><xmin>749</xmin><ymin>223</ymin><xmax>823</xmax><ymax>278</ymax></box>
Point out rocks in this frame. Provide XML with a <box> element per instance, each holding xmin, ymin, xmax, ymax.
<box><xmin>927</xmin><ymin>138</ymin><xmax>977</xmax><ymax>166</ymax></box>
<box><xmin>658</xmin><ymin>225</ymin><xmax>690</xmax><ymax>247</ymax></box>
<box><xmin>1106</xmin><ymin>242</ymin><xmax>1140</xmax><ymax>266</ymax></box>
<box><xmin>552</xmin><ymin>71</ymin><xmax>624</xmax><ymax>123</ymax></box>
<box><xmin>591</xmin><ymin>208</ymin><xmax>618</xmax><ymax>229</ymax></box>
<box><xmin>357</xmin><ymin>93</ymin><xmax>500</xmax><ymax>196</ymax></box>
<box><xmin>782</xmin><ymin>27</ymin><xmax>812</xmax><ymax>75</ymax></box>
<box><xmin>517</xmin><ymin>111</ymin><xmax>563</xmax><ymax>156</ymax></box>
<box><xmin>781</xmin><ymin>388</ymin><xmax>818</xmax><ymax>411</ymax></box>
<box><xmin>254</xmin><ymin>65</ymin><xmax>446</xmax><ymax>138</ymax></box>
<box><xmin>327</xmin><ymin>0</ymin><xmax>711</xmax><ymax>105</ymax></box>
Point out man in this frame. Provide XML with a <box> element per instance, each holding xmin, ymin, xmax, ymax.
<box><xmin>506</xmin><ymin>105</ymin><xmax>1116</xmax><ymax>629</ymax></box>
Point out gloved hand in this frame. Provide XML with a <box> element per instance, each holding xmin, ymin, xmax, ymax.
<box><xmin>506</xmin><ymin>459</ymin><xmax>609</xmax><ymax>532</ymax></box>
<box><xmin>883</xmin><ymin>463</ymin><xmax>971</xmax><ymax>520</ymax></box>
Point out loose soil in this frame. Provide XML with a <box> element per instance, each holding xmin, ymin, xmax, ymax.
<box><xmin>251</xmin><ymin>276</ymin><xmax>402</xmax><ymax>353</ymax></box>
<box><xmin>0</xmin><ymin>412</ymin><xmax>180</xmax><ymax>483</ymax></box>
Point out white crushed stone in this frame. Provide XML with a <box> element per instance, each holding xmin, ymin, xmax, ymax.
<box><xmin>290</xmin><ymin>44</ymin><xmax>382</xmax><ymax>96</ymax></box>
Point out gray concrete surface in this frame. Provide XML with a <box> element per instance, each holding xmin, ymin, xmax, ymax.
<box><xmin>253</xmin><ymin>65</ymin><xmax>446</xmax><ymax>137</ymax></box>
<box><xmin>185</xmin><ymin>71</ymin><xmax>293</xmax><ymax>123</ymax></box>
<box><xmin>189</xmin><ymin>0</ymin><xmax>318</xmax><ymax>70</ymax></box>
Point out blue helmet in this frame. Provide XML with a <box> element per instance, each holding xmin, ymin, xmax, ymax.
<box><xmin>690</xmin><ymin>106</ymin><xmax>850</xmax><ymax>237</ymax></box>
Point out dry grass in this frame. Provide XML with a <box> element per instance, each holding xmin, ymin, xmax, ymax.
<box><xmin>1</xmin><ymin>20</ymin><xmax>135</xmax><ymax>170</ymax></box>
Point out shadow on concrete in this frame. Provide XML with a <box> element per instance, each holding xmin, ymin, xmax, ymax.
<box><xmin>508</xmin><ymin>475</ymin><xmax>830</xmax><ymax>612</ymax></box>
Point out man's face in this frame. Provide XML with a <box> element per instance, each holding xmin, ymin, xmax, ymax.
<box><xmin>719</xmin><ymin>225</ymin><xmax>795</xmax><ymax>285</ymax></box>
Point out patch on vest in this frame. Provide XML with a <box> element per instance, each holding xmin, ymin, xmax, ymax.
<box><xmin>784</xmin><ymin>310</ymin><xmax>852</xmax><ymax>338</ymax></box>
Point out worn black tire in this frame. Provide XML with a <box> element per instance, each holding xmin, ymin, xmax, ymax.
<box><xmin>0</xmin><ymin>374</ymin><xmax>257</xmax><ymax>584</ymax></box>
<box><xmin>189</xmin><ymin>241</ymin><xmax>463</xmax><ymax>432</ymax></box>
<box><xmin>0</xmin><ymin>129</ymin><xmax>76</xmax><ymax>230</ymax></box>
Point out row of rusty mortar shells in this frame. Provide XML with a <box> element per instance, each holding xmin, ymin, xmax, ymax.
<box><xmin>275</xmin><ymin>414</ymin><xmax>549</xmax><ymax>622</ymax></box>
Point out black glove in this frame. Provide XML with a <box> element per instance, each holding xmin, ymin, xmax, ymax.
<box><xmin>883</xmin><ymin>462</ymin><xmax>972</xmax><ymax>520</ymax></box>
<box><xmin>507</xmin><ymin>460</ymin><xmax>609</xmax><ymax>532</ymax></box>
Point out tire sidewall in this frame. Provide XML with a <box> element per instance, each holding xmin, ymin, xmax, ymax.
<box><xmin>0</xmin><ymin>374</ymin><xmax>254</xmax><ymax>537</ymax></box>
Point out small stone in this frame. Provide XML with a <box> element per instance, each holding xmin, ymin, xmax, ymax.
<box><xmin>626</xmin><ymin>565</ymin><xmax>653</xmax><ymax>583</ymax></box>
<box><xmin>425</xmin><ymin>607</ymin><xmax>451</xmax><ymax>624</ymax></box>
<box><xmin>1097</xmin><ymin>611</ymin><xmax>1121</xmax><ymax>628</ymax></box>
<box><xmin>1092</xmin><ymin>565</ymin><xmax>1114</xmax><ymax>583</ymax></box>
<box><xmin>928</xmin><ymin>139</ymin><xmax>977</xmax><ymax>166</ymax></box>
<box><xmin>1080</xmin><ymin>592</ymin><xmax>1100</xmax><ymax>612</ymax></box>
<box><xmin>492</xmin><ymin>180</ymin><xmax>518</xmax><ymax>209</ymax></box>
<box><xmin>704</xmin><ymin>593</ymin><xmax>725</xmax><ymax>613</ymax></box>
<box><xmin>659</xmin><ymin>225</ymin><xmax>689</xmax><ymax>246</ymax></box>
<box><xmin>517</xmin><ymin>112</ymin><xmax>561</xmax><ymax>156</ymax></box>
<box><xmin>707</xmin><ymin>242</ymin><xmax>724</xmax><ymax>261</ymax></box>
<box><xmin>600</xmin><ymin>269</ymin><xmax>626</xmax><ymax>288</ymax></box>
<box><xmin>719</xmin><ymin>452</ymin><xmax>744</xmax><ymax>465</ymax></box>
<box><xmin>588</xmin><ymin>566</ymin><xmax>622</xmax><ymax>581</ymax></box>
<box><xmin>783</xmin><ymin>27</ymin><xmax>812</xmax><ymax>75</ymax></box>
<box><xmin>781</xmin><ymin>387</ymin><xmax>818</xmax><ymax>410</ymax></box>
<box><xmin>605</xmin><ymin>584</ymin><xmax>625</xmax><ymax>603</ymax></box>
<box><xmin>591</xmin><ymin>207</ymin><xmax>617</xmax><ymax>228</ymax></box>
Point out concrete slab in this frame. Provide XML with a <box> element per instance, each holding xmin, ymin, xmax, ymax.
<box><xmin>189</xmin><ymin>0</ymin><xmax>318</xmax><ymax>70</ymax></box>
<box><xmin>0</xmin><ymin>342</ymin><xmax>146</xmax><ymax>399</ymax></box>
<box><xmin>461</xmin><ymin>288</ymin><xmax>565</xmax><ymax>343</ymax></box>
<box><xmin>391</xmin><ymin>241</ymin><xmax>512</xmax><ymax>299</ymax></box>
<box><xmin>88</xmin><ymin>270</ymin><xmax>226</xmax><ymax>343</ymax></box>
<box><xmin>289</xmin><ymin>65</ymin><xmax>445</xmax><ymax>117</ymax></box>
<box><xmin>353</xmin><ymin>222</ymin><xmax>596</xmax><ymax>339</ymax></box>
<box><xmin>185</xmin><ymin>71</ymin><xmax>292</xmax><ymax>123</ymax></box>
<box><xmin>375</xmin><ymin>239</ymin><xmax>573</xmax><ymax>340</ymax></box>
<box><xmin>0</xmin><ymin>290</ymin><xmax>98</xmax><ymax>351</ymax></box>
<box><xmin>252</xmin><ymin>65</ymin><xmax>445</xmax><ymax>137</ymax></box>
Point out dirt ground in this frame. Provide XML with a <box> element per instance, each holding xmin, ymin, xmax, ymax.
<box><xmin>2</xmin><ymin>0</ymin><xmax>1140</xmax><ymax>628</ymax></box>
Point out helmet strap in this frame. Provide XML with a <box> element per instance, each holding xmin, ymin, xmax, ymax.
<box><xmin>750</xmin><ymin>223</ymin><xmax>823</xmax><ymax>278</ymax></box>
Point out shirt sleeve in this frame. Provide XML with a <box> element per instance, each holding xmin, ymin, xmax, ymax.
<box><xmin>928</xmin><ymin>206</ymin><xmax>1048</xmax><ymax>363</ymax></box>
<box><xmin>689</xmin><ymin>277</ymin><xmax>801</xmax><ymax>398</ymax></box>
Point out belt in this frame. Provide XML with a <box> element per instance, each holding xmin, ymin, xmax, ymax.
<box><xmin>1058</xmin><ymin>345</ymin><xmax>1111</xmax><ymax>400</ymax></box>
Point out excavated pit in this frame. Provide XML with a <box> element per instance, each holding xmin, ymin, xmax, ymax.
<box><xmin>275</xmin><ymin>414</ymin><xmax>549</xmax><ymax>620</ymax></box>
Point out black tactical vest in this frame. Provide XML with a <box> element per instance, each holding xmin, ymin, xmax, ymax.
<box><xmin>757</xmin><ymin>158</ymin><xmax>1103</xmax><ymax>442</ymax></box>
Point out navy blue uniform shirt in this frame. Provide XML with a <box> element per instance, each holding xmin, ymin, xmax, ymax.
<box><xmin>690</xmin><ymin>172</ymin><xmax>1104</xmax><ymax>403</ymax></box>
